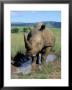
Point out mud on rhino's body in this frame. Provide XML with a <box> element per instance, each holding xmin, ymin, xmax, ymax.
<box><xmin>24</xmin><ymin>23</ymin><xmax>55</xmax><ymax>71</ymax></box>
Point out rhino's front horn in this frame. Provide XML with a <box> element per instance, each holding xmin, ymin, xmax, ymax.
<box><xmin>24</xmin><ymin>33</ymin><xmax>31</xmax><ymax>48</ymax></box>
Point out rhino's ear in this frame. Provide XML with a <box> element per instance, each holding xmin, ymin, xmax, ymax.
<box><xmin>39</xmin><ymin>24</ymin><xmax>45</xmax><ymax>31</ymax></box>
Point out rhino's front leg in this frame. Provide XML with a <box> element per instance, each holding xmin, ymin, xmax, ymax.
<box><xmin>32</xmin><ymin>56</ymin><xmax>37</xmax><ymax>72</ymax></box>
<box><xmin>36</xmin><ymin>53</ymin><xmax>42</xmax><ymax>71</ymax></box>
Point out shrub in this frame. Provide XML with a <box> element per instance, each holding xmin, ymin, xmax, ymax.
<box><xmin>23</xmin><ymin>27</ymin><xmax>28</xmax><ymax>33</ymax></box>
<box><xmin>11</xmin><ymin>28</ymin><xmax>19</xmax><ymax>33</ymax></box>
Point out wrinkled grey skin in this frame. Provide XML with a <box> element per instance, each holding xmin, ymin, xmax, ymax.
<box><xmin>24</xmin><ymin>23</ymin><xmax>55</xmax><ymax>66</ymax></box>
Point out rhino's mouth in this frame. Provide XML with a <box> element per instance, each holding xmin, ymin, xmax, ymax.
<box><xmin>28</xmin><ymin>53</ymin><xmax>36</xmax><ymax>57</ymax></box>
<box><xmin>32</xmin><ymin>54</ymin><xmax>36</xmax><ymax>57</ymax></box>
<box><xmin>26</xmin><ymin>50</ymin><xmax>37</xmax><ymax>57</ymax></box>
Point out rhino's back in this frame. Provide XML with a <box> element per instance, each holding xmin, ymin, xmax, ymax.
<box><xmin>42</xmin><ymin>28</ymin><xmax>55</xmax><ymax>47</ymax></box>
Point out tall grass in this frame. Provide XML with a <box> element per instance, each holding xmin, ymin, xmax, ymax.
<box><xmin>11</xmin><ymin>32</ymin><xmax>26</xmax><ymax>57</ymax></box>
<box><xmin>52</xmin><ymin>28</ymin><xmax>61</xmax><ymax>56</ymax></box>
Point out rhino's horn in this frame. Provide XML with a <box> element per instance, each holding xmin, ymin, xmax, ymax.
<box><xmin>24</xmin><ymin>33</ymin><xmax>31</xmax><ymax>49</ymax></box>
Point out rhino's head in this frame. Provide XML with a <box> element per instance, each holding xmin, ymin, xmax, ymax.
<box><xmin>24</xmin><ymin>23</ymin><xmax>45</xmax><ymax>56</ymax></box>
<box><xmin>24</xmin><ymin>32</ymin><xmax>43</xmax><ymax>57</ymax></box>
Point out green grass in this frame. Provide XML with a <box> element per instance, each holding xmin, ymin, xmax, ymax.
<box><xmin>11</xmin><ymin>32</ymin><xmax>26</xmax><ymax>57</ymax></box>
<box><xmin>11</xmin><ymin>60</ymin><xmax>61</xmax><ymax>79</ymax></box>
<box><xmin>52</xmin><ymin>28</ymin><xmax>61</xmax><ymax>56</ymax></box>
<box><xmin>11</xmin><ymin>27</ymin><xmax>61</xmax><ymax>79</ymax></box>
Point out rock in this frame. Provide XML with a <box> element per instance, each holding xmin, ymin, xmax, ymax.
<box><xmin>18</xmin><ymin>59</ymin><xmax>32</xmax><ymax>75</ymax></box>
<box><xmin>46</xmin><ymin>54</ymin><xmax>57</xmax><ymax>64</ymax></box>
<box><xmin>11</xmin><ymin>52</ymin><xmax>32</xmax><ymax>75</ymax></box>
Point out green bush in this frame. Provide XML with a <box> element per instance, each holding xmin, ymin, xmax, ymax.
<box><xmin>23</xmin><ymin>27</ymin><xmax>28</xmax><ymax>33</ymax></box>
<box><xmin>11</xmin><ymin>28</ymin><xmax>19</xmax><ymax>33</ymax></box>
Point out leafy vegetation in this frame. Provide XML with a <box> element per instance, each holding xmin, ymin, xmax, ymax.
<box><xmin>11</xmin><ymin>28</ymin><xmax>19</xmax><ymax>33</ymax></box>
